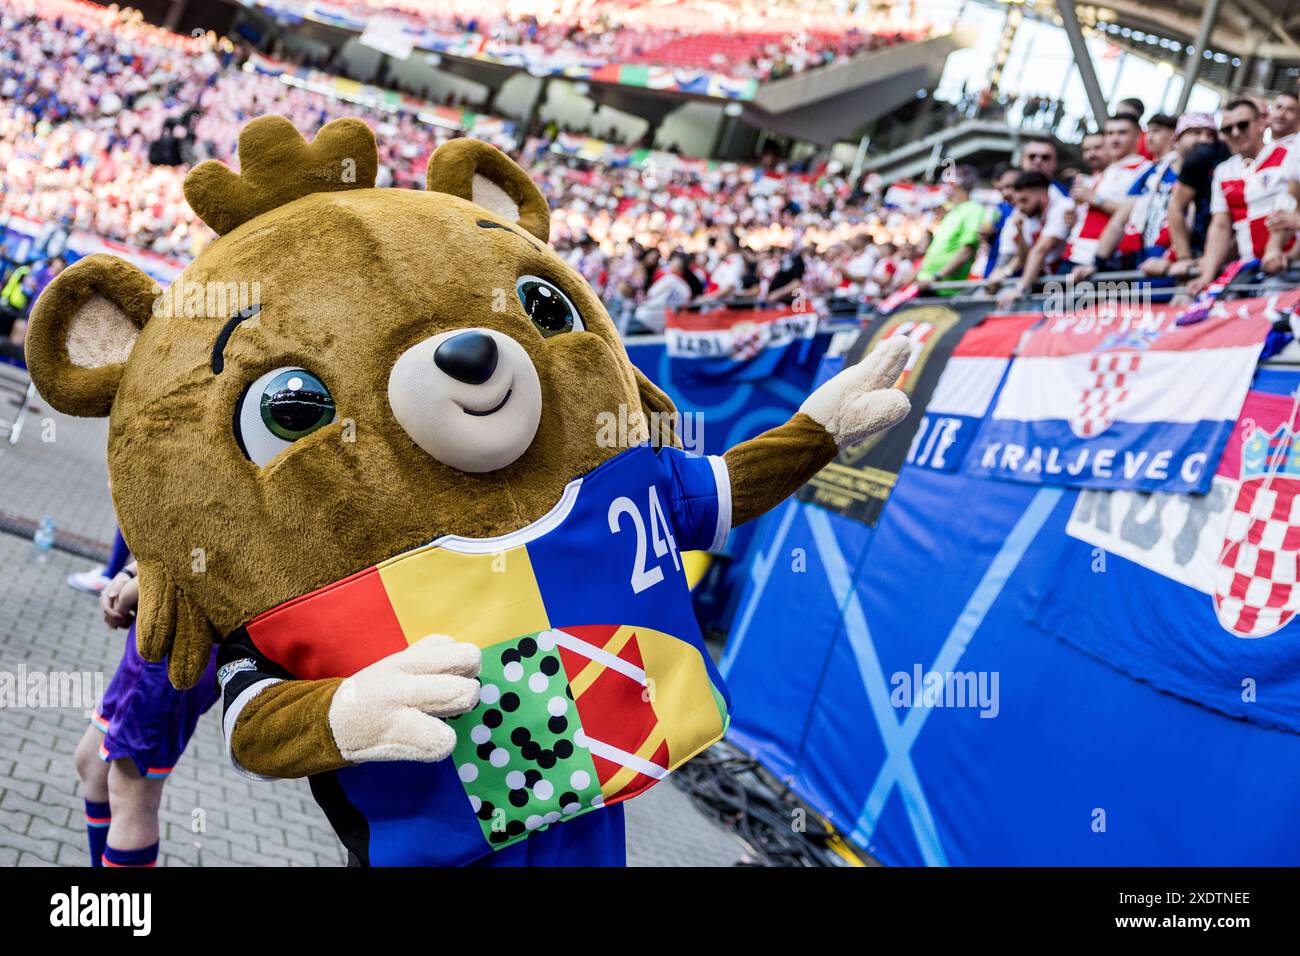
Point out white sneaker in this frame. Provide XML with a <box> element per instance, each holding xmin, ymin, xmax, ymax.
<box><xmin>67</xmin><ymin>567</ymin><xmax>111</xmax><ymax>594</ymax></box>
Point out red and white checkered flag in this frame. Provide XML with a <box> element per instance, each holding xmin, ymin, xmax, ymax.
<box><xmin>1070</xmin><ymin>351</ymin><xmax>1141</xmax><ymax>438</ymax></box>
<box><xmin>1214</xmin><ymin>474</ymin><xmax>1300</xmax><ymax>637</ymax></box>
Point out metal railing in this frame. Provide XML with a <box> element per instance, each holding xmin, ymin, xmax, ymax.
<box><xmin>628</xmin><ymin>263</ymin><xmax>1300</xmax><ymax>364</ymax></box>
<box><xmin>905</xmin><ymin>263</ymin><xmax>1300</xmax><ymax>310</ymax></box>
<box><xmin>654</xmin><ymin>264</ymin><xmax>1299</xmax><ymax>315</ymax></box>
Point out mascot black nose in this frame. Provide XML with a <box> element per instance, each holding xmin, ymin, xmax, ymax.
<box><xmin>434</xmin><ymin>331</ymin><xmax>498</xmax><ymax>385</ymax></box>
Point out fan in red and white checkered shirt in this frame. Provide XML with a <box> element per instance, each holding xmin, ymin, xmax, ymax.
<box><xmin>1191</xmin><ymin>97</ymin><xmax>1300</xmax><ymax>296</ymax></box>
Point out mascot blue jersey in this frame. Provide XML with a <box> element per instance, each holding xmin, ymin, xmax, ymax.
<box><xmin>216</xmin><ymin>443</ymin><xmax>734</xmax><ymax>866</ymax></box>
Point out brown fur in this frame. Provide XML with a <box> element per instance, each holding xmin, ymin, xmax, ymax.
<box><xmin>231</xmin><ymin>679</ymin><xmax>345</xmax><ymax>777</ymax></box>
<box><xmin>424</xmin><ymin>137</ymin><xmax>551</xmax><ymax>243</ymax></box>
<box><xmin>724</xmin><ymin>413</ymin><xmax>839</xmax><ymax>526</ymax></box>
<box><xmin>24</xmin><ymin>116</ymin><xmax>887</xmax><ymax>780</ymax></box>
<box><xmin>25</xmin><ymin>253</ymin><xmax>158</xmax><ymax>417</ymax></box>
<box><xmin>184</xmin><ymin>115</ymin><xmax>379</xmax><ymax>236</ymax></box>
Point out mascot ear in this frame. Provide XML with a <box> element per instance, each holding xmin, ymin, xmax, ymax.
<box><xmin>634</xmin><ymin>367</ymin><xmax>682</xmax><ymax>449</ymax></box>
<box><xmin>24</xmin><ymin>254</ymin><xmax>157</xmax><ymax>417</ymax></box>
<box><xmin>426</xmin><ymin>138</ymin><xmax>551</xmax><ymax>243</ymax></box>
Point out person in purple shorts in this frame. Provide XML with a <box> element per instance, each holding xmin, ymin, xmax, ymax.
<box><xmin>73</xmin><ymin>559</ymin><xmax>218</xmax><ymax>867</ymax></box>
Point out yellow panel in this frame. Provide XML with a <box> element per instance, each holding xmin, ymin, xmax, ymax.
<box><xmin>377</xmin><ymin>545</ymin><xmax>549</xmax><ymax>648</ymax></box>
<box><xmin>682</xmin><ymin>550</ymin><xmax>711</xmax><ymax>591</ymax></box>
<box><xmin>633</xmin><ymin>626</ymin><xmax>725</xmax><ymax>766</ymax></box>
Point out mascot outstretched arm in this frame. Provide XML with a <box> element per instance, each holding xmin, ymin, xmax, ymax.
<box><xmin>26</xmin><ymin>115</ymin><xmax>908</xmax><ymax>865</ymax></box>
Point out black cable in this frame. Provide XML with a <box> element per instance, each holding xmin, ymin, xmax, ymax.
<box><xmin>672</xmin><ymin>742</ymin><xmax>840</xmax><ymax>867</ymax></box>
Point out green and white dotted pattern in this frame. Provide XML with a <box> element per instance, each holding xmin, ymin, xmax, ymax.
<box><xmin>448</xmin><ymin>630</ymin><xmax>605</xmax><ymax>848</ymax></box>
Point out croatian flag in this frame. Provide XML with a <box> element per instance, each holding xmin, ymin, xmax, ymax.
<box><xmin>905</xmin><ymin>313</ymin><xmax>1039</xmax><ymax>473</ymax></box>
<box><xmin>665</xmin><ymin>307</ymin><xmax>818</xmax><ymax>384</ymax></box>
<box><xmin>965</xmin><ymin>304</ymin><xmax>1270</xmax><ymax>492</ymax></box>
<box><xmin>883</xmin><ymin>181</ymin><xmax>947</xmax><ymax>212</ymax></box>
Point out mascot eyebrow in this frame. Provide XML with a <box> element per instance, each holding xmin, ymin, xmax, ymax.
<box><xmin>211</xmin><ymin>303</ymin><xmax>263</xmax><ymax>375</ymax></box>
<box><xmin>477</xmin><ymin>218</ymin><xmax>544</xmax><ymax>253</ymax></box>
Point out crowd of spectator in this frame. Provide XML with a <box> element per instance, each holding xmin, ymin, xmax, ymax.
<box><xmin>956</xmin><ymin>86</ymin><xmax>1068</xmax><ymax>135</ymax></box>
<box><xmin>0</xmin><ymin>0</ymin><xmax>221</xmax><ymax>259</ymax></box>
<box><xmin>268</xmin><ymin>0</ymin><xmax>928</xmax><ymax>81</ymax></box>
<box><xmin>976</xmin><ymin>91</ymin><xmax>1300</xmax><ymax>309</ymax></box>
<box><xmin>547</xmin><ymin>86</ymin><xmax>1300</xmax><ymax>327</ymax></box>
<box><xmin>4</xmin><ymin>0</ymin><xmax>1300</xmax><ymax>345</ymax></box>
<box><xmin>529</xmin><ymin>143</ymin><xmax>949</xmax><ymax>330</ymax></box>
<box><xmin>0</xmin><ymin>0</ymin><xmax>525</xmax><ymax>260</ymax></box>
<box><xmin>0</xmin><ymin>0</ymin><xmax>947</xmax><ymax>335</ymax></box>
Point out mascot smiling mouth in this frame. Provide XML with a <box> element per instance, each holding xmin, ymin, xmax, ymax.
<box><xmin>462</xmin><ymin>388</ymin><xmax>512</xmax><ymax>417</ymax></box>
<box><xmin>388</xmin><ymin>327</ymin><xmax>543</xmax><ymax>473</ymax></box>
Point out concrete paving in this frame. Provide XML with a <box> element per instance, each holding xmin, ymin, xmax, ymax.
<box><xmin>0</xmin><ymin>409</ymin><xmax>746</xmax><ymax>866</ymax></box>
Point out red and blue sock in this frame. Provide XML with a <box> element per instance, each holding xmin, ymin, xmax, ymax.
<box><xmin>84</xmin><ymin>800</ymin><xmax>110</xmax><ymax>867</ymax></box>
<box><xmin>102</xmin><ymin>842</ymin><xmax>158</xmax><ymax>868</ymax></box>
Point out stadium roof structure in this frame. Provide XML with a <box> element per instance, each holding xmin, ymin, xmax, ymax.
<box><xmin>1048</xmin><ymin>0</ymin><xmax>1299</xmax><ymax>123</ymax></box>
<box><xmin>588</xmin><ymin>27</ymin><xmax>975</xmax><ymax>148</ymax></box>
<box><xmin>238</xmin><ymin>1</ymin><xmax>972</xmax><ymax>148</ymax></box>
<box><xmin>1097</xmin><ymin>0</ymin><xmax>1299</xmax><ymax>59</ymax></box>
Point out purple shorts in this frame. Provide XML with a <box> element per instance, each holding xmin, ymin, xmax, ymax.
<box><xmin>92</xmin><ymin>622</ymin><xmax>219</xmax><ymax>779</ymax></box>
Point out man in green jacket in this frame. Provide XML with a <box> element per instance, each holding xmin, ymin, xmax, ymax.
<box><xmin>914</xmin><ymin>164</ymin><xmax>986</xmax><ymax>295</ymax></box>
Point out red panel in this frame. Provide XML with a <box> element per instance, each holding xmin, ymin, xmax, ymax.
<box><xmin>950</xmin><ymin>314</ymin><xmax>1040</xmax><ymax>358</ymax></box>
<box><xmin>559</xmin><ymin>625</ymin><xmax>660</xmax><ymax>785</ymax></box>
<box><xmin>607</xmin><ymin>738</ymin><xmax>671</xmax><ymax>802</ymax></box>
<box><xmin>1248</xmin><ymin>217</ymin><xmax>1271</xmax><ymax>259</ymax></box>
<box><xmin>1220</xmin><ymin>179</ymin><xmax>1248</xmax><ymax>222</ymax></box>
<box><xmin>247</xmin><ymin>568</ymin><xmax>408</xmax><ymax>679</ymax></box>
<box><xmin>1258</xmin><ymin>145</ymin><xmax>1289</xmax><ymax>171</ymax></box>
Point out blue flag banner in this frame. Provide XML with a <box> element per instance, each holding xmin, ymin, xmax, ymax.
<box><xmin>722</xmin><ymin>363</ymin><xmax>1300</xmax><ymax>864</ymax></box>
<box><xmin>903</xmin><ymin>313</ymin><xmax>1038</xmax><ymax>475</ymax></box>
<box><xmin>624</xmin><ymin>330</ymin><xmax>834</xmax><ymax>458</ymax></box>
<box><xmin>1035</xmin><ymin>383</ymin><xmax>1300</xmax><ymax>733</ymax></box>
<box><xmin>0</xmin><ymin>213</ymin><xmax>184</xmax><ymax>284</ymax></box>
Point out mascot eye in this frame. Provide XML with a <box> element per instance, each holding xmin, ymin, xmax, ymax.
<box><xmin>516</xmin><ymin>276</ymin><xmax>584</xmax><ymax>337</ymax></box>
<box><xmin>234</xmin><ymin>367</ymin><xmax>337</xmax><ymax>467</ymax></box>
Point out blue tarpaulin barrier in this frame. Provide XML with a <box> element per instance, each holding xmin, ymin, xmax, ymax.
<box><xmin>625</xmin><ymin>329</ymin><xmax>838</xmax><ymax>633</ymax></box>
<box><xmin>720</xmin><ymin>360</ymin><xmax>1300</xmax><ymax>866</ymax></box>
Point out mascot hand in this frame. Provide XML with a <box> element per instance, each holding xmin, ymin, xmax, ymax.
<box><xmin>799</xmin><ymin>335</ymin><xmax>912</xmax><ymax>447</ymax></box>
<box><xmin>327</xmin><ymin>634</ymin><xmax>482</xmax><ymax>763</ymax></box>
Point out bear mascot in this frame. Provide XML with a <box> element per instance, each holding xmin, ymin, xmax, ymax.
<box><xmin>26</xmin><ymin>115</ymin><xmax>910</xmax><ymax>866</ymax></box>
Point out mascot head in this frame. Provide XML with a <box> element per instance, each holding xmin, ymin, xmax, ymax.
<box><xmin>25</xmin><ymin>116</ymin><xmax>676</xmax><ymax>686</ymax></box>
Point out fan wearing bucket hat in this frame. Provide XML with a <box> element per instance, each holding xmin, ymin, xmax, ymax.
<box><xmin>1083</xmin><ymin>113</ymin><xmax>1221</xmax><ymax>278</ymax></box>
<box><xmin>1188</xmin><ymin>98</ymin><xmax>1299</xmax><ymax>296</ymax></box>
<box><xmin>1166</xmin><ymin>113</ymin><xmax>1232</xmax><ymax>264</ymax></box>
